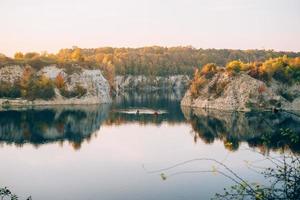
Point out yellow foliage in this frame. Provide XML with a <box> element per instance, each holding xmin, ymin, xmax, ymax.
<box><xmin>200</xmin><ymin>63</ymin><xmax>217</xmax><ymax>75</ymax></box>
<box><xmin>200</xmin><ymin>63</ymin><xmax>218</xmax><ymax>78</ymax></box>
<box><xmin>190</xmin><ymin>76</ymin><xmax>206</xmax><ymax>98</ymax></box>
<box><xmin>14</xmin><ymin>52</ymin><xmax>24</xmax><ymax>59</ymax></box>
<box><xmin>226</xmin><ymin>60</ymin><xmax>243</xmax><ymax>73</ymax></box>
<box><xmin>71</xmin><ymin>48</ymin><xmax>84</xmax><ymax>62</ymax></box>
<box><xmin>38</xmin><ymin>75</ymin><xmax>51</xmax><ymax>86</ymax></box>
<box><xmin>240</xmin><ymin>63</ymin><xmax>251</xmax><ymax>71</ymax></box>
<box><xmin>102</xmin><ymin>54</ymin><xmax>113</xmax><ymax>64</ymax></box>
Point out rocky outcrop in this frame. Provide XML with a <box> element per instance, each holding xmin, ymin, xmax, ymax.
<box><xmin>0</xmin><ymin>65</ymin><xmax>24</xmax><ymax>83</ymax></box>
<box><xmin>0</xmin><ymin>65</ymin><xmax>111</xmax><ymax>107</ymax></box>
<box><xmin>115</xmin><ymin>75</ymin><xmax>190</xmax><ymax>93</ymax></box>
<box><xmin>181</xmin><ymin>72</ymin><xmax>300</xmax><ymax>111</ymax></box>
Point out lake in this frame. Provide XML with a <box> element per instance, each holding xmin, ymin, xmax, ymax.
<box><xmin>0</xmin><ymin>91</ymin><xmax>299</xmax><ymax>200</ymax></box>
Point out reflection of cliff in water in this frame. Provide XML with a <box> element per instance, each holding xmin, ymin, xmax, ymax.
<box><xmin>107</xmin><ymin>91</ymin><xmax>186</xmax><ymax>125</ymax></box>
<box><xmin>181</xmin><ymin>106</ymin><xmax>300</xmax><ymax>153</ymax></box>
<box><xmin>0</xmin><ymin>105</ymin><xmax>110</xmax><ymax>149</ymax></box>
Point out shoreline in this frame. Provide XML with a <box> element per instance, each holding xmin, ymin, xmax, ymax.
<box><xmin>0</xmin><ymin>98</ymin><xmax>112</xmax><ymax>111</ymax></box>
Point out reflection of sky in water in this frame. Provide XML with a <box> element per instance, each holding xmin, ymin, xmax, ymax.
<box><xmin>0</xmin><ymin>123</ymin><xmax>275</xmax><ymax>200</ymax></box>
<box><xmin>0</xmin><ymin>91</ymin><xmax>299</xmax><ymax>200</ymax></box>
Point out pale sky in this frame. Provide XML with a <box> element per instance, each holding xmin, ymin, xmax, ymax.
<box><xmin>0</xmin><ymin>0</ymin><xmax>299</xmax><ymax>56</ymax></box>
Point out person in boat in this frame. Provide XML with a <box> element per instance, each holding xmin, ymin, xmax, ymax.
<box><xmin>136</xmin><ymin>110</ymin><xmax>140</xmax><ymax>115</ymax></box>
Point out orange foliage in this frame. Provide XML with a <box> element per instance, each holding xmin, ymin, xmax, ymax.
<box><xmin>55</xmin><ymin>73</ymin><xmax>65</xmax><ymax>88</ymax></box>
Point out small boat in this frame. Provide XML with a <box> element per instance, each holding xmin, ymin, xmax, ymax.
<box><xmin>116</xmin><ymin>108</ymin><xmax>167</xmax><ymax>115</ymax></box>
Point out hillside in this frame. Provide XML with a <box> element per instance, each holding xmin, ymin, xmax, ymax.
<box><xmin>1</xmin><ymin>47</ymin><xmax>300</xmax><ymax>78</ymax></box>
<box><xmin>0</xmin><ymin>65</ymin><xmax>111</xmax><ymax>108</ymax></box>
<box><xmin>181</xmin><ymin>56</ymin><xmax>300</xmax><ymax>111</ymax></box>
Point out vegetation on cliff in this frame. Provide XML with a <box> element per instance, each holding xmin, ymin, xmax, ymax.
<box><xmin>0</xmin><ymin>66</ymin><xmax>84</xmax><ymax>100</ymax></box>
<box><xmin>0</xmin><ymin>68</ymin><xmax>55</xmax><ymax>100</ymax></box>
<box><xmin>190</xmin><ymin>56</ymin><xmax>300</xmax><ymax>99</ymax></box>
<box><xmin>0</xmin><ymin>65</ymin><xmax>112</xmax><ymax>103</ymax></box>
<box><xmin>1</xmin><ymin>47</ymin><xmax>300</xmax><ymax>102</ymax></box>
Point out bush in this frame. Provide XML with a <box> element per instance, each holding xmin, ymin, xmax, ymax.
<box><xmin>190</xmin><ymin>76</ymin><xmax>206</xmax><ymax>98</ymax></box>
<box><xmin>258</xmin><ymin>56</ymin><xmax>296</xmax><ymax>83</ymax></box>
<box><xmin>55</xmin><ymin>73</ymin><xmax>65</xmax><ymax>88</ymax></box>
<box><xmin>0</xmin><ymin>81</ymin><xmax>21</xmax><ymax>98</ymax></box>
<box><xmin>59</xmin><ymin>84</ymin><xmax>87</xmax><ymax>98</ymax></box>
<box><xmin>248</xmin><ymin>63</ymin><xmax>261</xmax><ymax>79</ymax></box>
<box><xmin>26</xmin><ymin>75</ymin><xmax>55</xmax><ymax>100</ymax></box>
<box><xmin>226</xmin><ymin>60</ymin><xmax>243</xmax><ymax>73</ymax></box>
<box><xmin>200</xmin><ymin>63</ymin><xmax>218</xmax><ymax>78</ymax></box>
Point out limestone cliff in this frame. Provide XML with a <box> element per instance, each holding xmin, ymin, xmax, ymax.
<box><xmin>0</xmin><ymin>65</ymin><xmax>111</xmax><ymax>107</ymax></box>
<box><xmin>181</xmin><ymin>72</ymin><xmax>300</xmax><ymax>111</ymax></box>
<box><xmin>115</xmin><ymin>75</ymin><xmax>190</xmax><ymax>93</ymax></box>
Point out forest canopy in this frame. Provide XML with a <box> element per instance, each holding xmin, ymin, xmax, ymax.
<box><xmin>1</xmin><ymin>46</ymin><xmax>300</xmax><ymax>77</ymax></box>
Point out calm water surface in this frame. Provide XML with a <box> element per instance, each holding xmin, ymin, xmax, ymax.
<box><xmin>0</xmin><ymin>91</ymin><xmax>299</xmax><ymax>200</ymax></box>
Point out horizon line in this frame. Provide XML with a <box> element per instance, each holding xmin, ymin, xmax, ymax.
<box><xmin>2</xmin><ymin>45</ymin><xmax>300</xmax><ymax>57</ymax></box>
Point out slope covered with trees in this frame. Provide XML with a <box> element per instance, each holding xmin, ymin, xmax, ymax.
<box><xmin>190</xmin><ymin>56</ymin><xmax>300</xmax><ymax>98</ymax></box>
<box><xmin>183</xmin><ymin>56</ymin><xmax>300</xmax><ymax>111</ymax></box>
<box><xmin>1</xmin><ymin>47</ymin><xmax>300</xmax><ymax>78</ymax></box>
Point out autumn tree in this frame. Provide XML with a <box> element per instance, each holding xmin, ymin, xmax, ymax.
<box><xmin>27</xmin><ymin>75</ymin><xmax>55</xmax><ymax>100</ymax></box>
<box><xmin>71</xmin><ymin>48</ymin><xmax>84</xmax><ymax>62</ymax></box>
<box><xmin>226</xmin><ymin>60</ymin><xmax>243</xmax><ymax>73</ymax></box>
<box><xmin>24</xmin><ymin>52</ymin><xmax>39</xmax><ymax>59</ymax></box>
<box><xmin>200</xmin><ymin>63</ymin><xmax>218</xmax><ymax>78</ymax></box>
<box><xmin>55</xmin><ymin>73</ymin><xmax>65</xmax><ymax>89</ymax></box>
<box><xmin>1</xmin><ymin>47</ymin><xmax>300</xmax><ymax>81</ymax></box>
<box><xmin>20</xmin><ymin>66</ymin><xmax>33</xmax><ymax>97</ymax></box>
<box><xmin>14</xmin><ymin>52</ymin><xmax>24</xmax><ymax>59</ymax></box>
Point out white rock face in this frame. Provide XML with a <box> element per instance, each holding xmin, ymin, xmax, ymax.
<box><xmin>64</xmin><ymin>69</ymin><xmax>111</xmax><ymax>103</ymax></box>
<box><xmin>115</xmin><ymin>75</ymin><xmax>190</xmax><ymax>93</ymax></box>
<box><xmin>38</xmin><ymin>65</ymin><xmax>66</xmax><ymax>79</ymax></box>
<box><xmin>0</xmin><ymin>65</ymin><xmax>24</xmax><ymax>83</ymax></box>
<box><xmin>181</xmin><ymin>72</ymin><xmax>300</xmax><ymax>111</ymax></box>
<box><xmin>0</xmin><ymin>65</ymin><xmax>111</xmax><ymax>106</ymax></box>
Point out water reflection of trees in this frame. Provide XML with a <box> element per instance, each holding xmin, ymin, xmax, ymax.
<box><xmin>181</xmin><ymin>107</ymin><xmax>300</xmax><ymax>153</ymax></box>
<box><xmin>0</xmin><ymin>105</ymin><xmax>110</xmax><ymax>149</ymax></box>
<box><xmin>106</xmin><ymin>91</ymin><xmax>186</xmax><ymax>126</ymax></box>
<box><xmin>0</xmin><ymin>91</ymin><xmax>187</xmax><ymax>148</ymax></box>
<box><xmin>105</xmin><ymin>111</ymin><xmax>185</xmax><ymax>126</ymax></box>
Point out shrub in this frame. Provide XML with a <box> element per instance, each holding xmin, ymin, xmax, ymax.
<box><xmin>26</xmin><ymin>75</ymin><xmax>55</xmax><ymax>100</ymax></box>
<box><xmin>190</xmin><ymin>76</ymin><xmax>206</xmax><ymax>98</ymax></box>
<box><xmin>280</xmin><ymin>91</ymin><xmax>295</xmax><ymax>102</ymax></box>
<box><xmin>248</xmin><ymin>63</ymin><xmax>261</xmax><ymax>79</ymax></box>
<box><xmin>226</xmin><ymin>60</ymin><xmax>243</xmax><ymax>73</ymax></box>
<box><xmin>200</xmin><ymin>63</ymin><xmax>218</xmax><ymax>78</ymax></box>
<box><xmin>259</xmin><ymin>56</ymin><xmax>292</xmax><ymax>83</ymax></box>
<box><xmin>59</xmin><ymin>84</ymin><xmax>87</xmax><ymax>98</ymax></box>
<box><xmin>20</xmin><ymin>66</ymin><xmax>33</xmax><ymax>97</ymax></box>
<box><xmin>55</xmin><ymin>73</ymin><xmax>65</xmax><ymax>88</ymax></box>
<box><xmin>288</xmin><ymin>57</ymin><xmax>300</xmax><ymax>82</ymax></box>
<box><xmin>14</xmin><ymin>52</ymin><xmax>24</xmax><ymax>59</ymax></box>
<box><xmin>0</xmin><ymin>81</ymin><xmax>21</xmax><ymax>98</ymax></box>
